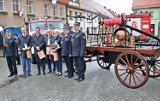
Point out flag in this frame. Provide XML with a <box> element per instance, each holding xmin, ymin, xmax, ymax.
<box><xmin>52</xmin><ymin>0</ymin><xmax>57</xmax><ymax>5</ymax></box>
<box><xmin>18</xmin><ymin>8</ymin><xmax>24</xmax><ymax>16</ymax></box>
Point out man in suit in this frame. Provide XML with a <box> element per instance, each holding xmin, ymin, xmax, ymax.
<box><xmin>3</xmin><ymin>30</ymin><xmax>18</xmax><ymax>77</ymax></box>
<box><xmin>31</xmin><ymin>27</ymin><xmax>46</xmax><ymax>75</ymax></box>
<box><xmin>17</xmin><ymin>27</ymin><xmax>32</xmax><ymax>77</ymax></box>
<box><xmin>45</xmin><ymin>29</ymin><xmax>55</xmax><ymax>74</ymax></box>
<box><xmin>61</xmin><ymin>25</ymin><xmax>74</xmax><ymax>78</ymax></box>
<box><xmin>72</xmin><ymin>22</ymin><xmax>86</xmax><ymax>82</ymax></box>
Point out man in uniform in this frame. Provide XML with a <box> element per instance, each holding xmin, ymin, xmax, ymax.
<box><xmin>3</xmin><ymin>30</ymin><xmax>18</xmax><ymax>77</ymax></box>
<box><xmin>72</xmin><ymin>22</ymin><xmax>86</xmax><ymax>82</ymax></box>
<box><xmin>61</xmin><ymin>25</ymin><xmax>74</xmax><ymax>78</ymax></box>
<box><xmin>31</xmin><ymin>27</ymin><xmax>46</xmax><ymax>75</ymax></box>
<box><xmin>17</xmin><ymin>27</ymin><xmax>32</xmax><ymax>77</ymax></box>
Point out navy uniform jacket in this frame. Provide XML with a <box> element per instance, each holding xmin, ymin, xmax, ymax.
<box><xmin>44</xmin><ymin>35</ymin><xmax>55</xmax><ymax>47</ymax></box>
<box><xmin>61</xmin><ymin>34</ymin><xmax>72</xmax><ymax>56</ymax></box>
<box><xmin>3</xmin><ymin>37</ymin><xmax>16</xmax><ymax>57</ymax></box>
<box><xmin>17</xmin><ymin>34</ymin><xmax>32</xmax><ymax>58</ymax></box>
<box><xmin>72</xmin><ymin>30</ymin><xmax>86</xmax><ymax>57</ymax></box>
<box><xmin>31</xmin><ymin>34</ymin><xmax>45</xmax><ymax>55</ymax></box>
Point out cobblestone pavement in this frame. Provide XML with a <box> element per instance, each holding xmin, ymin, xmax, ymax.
<box><xmin>0</xmin><ymin>57</ymin><xmax>160</xmax><ymax>101</ymax></box>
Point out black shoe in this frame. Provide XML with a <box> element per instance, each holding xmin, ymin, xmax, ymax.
<box><xmin>28</xmin><ymin>74</ymin><xmax>32</xmax><ymax>76</ymax></box>
<box><xmin>68</xmin><ymin>75</ymin><xmax>74</xmax><ymax>79</ymax></box>
<box><xmin>74</xmin><ymin>77</ymin><xmax>80</xmax><ymax>81</ymax></box>
<box><xmin>64</xmin><ymin>71</ymin><xmax>68</xmax><ymax>73</ymax></box>
<box><xmin>64</xmin><ymin>75</ymin><xmax>69</xmax><ymax>77</ymax></box>
<box><xmin>48</xmin><ymin>71</ymin><xmax>52</xmax><ymax>74</ymax></box>
<box><xmin>37</xmin><ymin>73</ymin><xmax>41</xmax><ymax>75</ymax></box>
<box><xmin>8</xmin><ymin>74</ymin><xmax>14</xmax><ymax>77</ymax></box>
<box><xmin>43</xmin><ymin>72</ymin><xmax>46</xmax><ymax>75</ymax></box>
<box><xmin>77</xmin><ymin>77</ymin><xmax>85</xmax><ymax>82</ymax></box>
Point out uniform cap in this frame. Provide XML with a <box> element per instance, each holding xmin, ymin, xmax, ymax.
<box><xmin>74</xmin><ymin>21</ymin><xmax>80</xmax><ymax>26</ymax></box>
<box><xmin>63</xmin><ymin>26</ymin><xmax>70</xmax><ymax>30</ymax></box>
<box><xmin>6</xmin><ymin>29</ymin><xmax>11</xmax><ymax>33</ymax></box>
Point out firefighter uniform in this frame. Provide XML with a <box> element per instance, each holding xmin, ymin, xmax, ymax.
<box><xmin>72</xmin><ymin>22</ymin><xmax>86</xmax><ymax>82</ymax></box>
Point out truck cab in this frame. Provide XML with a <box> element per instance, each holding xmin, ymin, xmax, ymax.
<box><xmin>29</xmin><ymin>19</ymin><xmax>63</xmax><ymax>36</ymax></box>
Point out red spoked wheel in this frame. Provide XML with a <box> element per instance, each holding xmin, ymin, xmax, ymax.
<box><xmin>114</xmin><ymin>51</ymin><xmax>149</xmax><ymax>89</ymax></box>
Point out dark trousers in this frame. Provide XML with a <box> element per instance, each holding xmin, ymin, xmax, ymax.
<box><xmin>55</xmin><ymin>52</ymin><xmax>62</xmax><ymax>73</ymax></box>
<box><xmin>63</xmin><ymin>56</ymin><xmax>74</xmax><ymax>76</ymax></box>
<box><xmin>6</xmin><ymin>56</ymin><xmax>18</xmax><ymax>75</ymax></box>
<box><xmin>15</xmin><ymin>55</ymin><xmax>20</xmax><ymax>64</ymax></box>
<box><xmin>46</xmin><ymin>55</ymin><xmax>56</xmax><ymax>72</ymax></box>
<box><xmin>35</xmin><ymin>55</ymin><xmax>45</xmax><ymax>74</ymax></box>
<box><xmin>73</xmin><ymin>57</ymin><xmax>86</xmax><ymax>78</ymax></box>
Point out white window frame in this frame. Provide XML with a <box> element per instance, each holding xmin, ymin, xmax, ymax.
<box><xmin>26</xmin><ymin>0</ymin><xmax>34</xmax><ymax>14</ymax></box>
<box><xmin>59</xmin><ymin>7</ymin><xmax>64</xmax><ymax>17</ymax></box>
<box><xmin>69</xmin><ymin>10</ymin><xmax>73</xmax><ymax>20</ymax></box>
<box><xmin>53</xmin><ymin>6</ymin><xmax>58</xmax><ymax>16</ymax></box>
<box><xmin>0</xmin><ymin>0</ymin><xmax>5</xmax><ymax>11</ymax></box>
<box><xmin>12</xmin><ymin>0</ymin><xmax>21</xmax><ymax>13</ymax></box>
<box><xmin>44</xmin><ymin>4</ymin><xmax>50</xmax><ymax>16</ymax></box>
<box><xmin>75</xmin><ymin>11</ymin><xmax>78</xmax><ymax>21</ymax></box>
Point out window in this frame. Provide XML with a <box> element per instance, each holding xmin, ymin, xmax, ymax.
<box><xmin>59</xmin><ymin>7</ymin><xmax>64</xmax><ymax>17</ymax></box>
<box><xmin>12</xmin><ymin>0</ymin><xmax>20</xmax><ymax>12</ymax></box>
<box><xmin>69</xmin><ymin>10</ymin><xmax>73</xmax><ymax>20</ymax></box>
<box><xmin>79</xmin><ymin>13</ymin><xmax>82</xmax><ymax>21</ymax></box>
<box><xmin>53</xmin><ymin>6</ymin><xmax>57</xmax><ymax>16</ymax></box>
<box><xmin>70</xmin><ymin>0</ymin><xmax>79</xmax><ymax>3</ymax></box>
<box><xmin>26</xmin><ymin>0</ymin><xmax>34</xmax><ymax>14</ymax></box>
<box><xmin>0</xmin><ymin>0</ymin><xmax>5</xmax><ymax>11</ymax></box>
<box><xmin>44</xmin><ymin>4</ymin><xmax>50</xmax><ymax>16</ymax></box>
<box><xmin>75</xmin><ymin>11</ymin><xmax>78</xmax><ymax>21</ymax></box>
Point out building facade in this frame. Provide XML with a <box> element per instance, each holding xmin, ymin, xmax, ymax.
<box><xmin>132</xmin><ymin>0</ymin><xmax>160</xmax><ymax>36</ymax></box>
<box><xmin>0</xmin><ymin>0</ymin><xmax>66</xmax><ymax>27</ymax></box>
<box><xmin>0</xmin><ymin>0</ymin><xmax>116</xmax><ymax>33</ymax></box>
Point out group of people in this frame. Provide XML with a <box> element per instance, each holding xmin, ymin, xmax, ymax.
<box><xmin>3</xmin><ymin>21</ymin><xmax>86</xmax><ymax>82</ymax></box>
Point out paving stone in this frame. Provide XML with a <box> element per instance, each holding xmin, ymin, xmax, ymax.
<box><xmin>0</xmin><ymin>58</ymin><xmax>160</xmax><ymax>101</ymax></box>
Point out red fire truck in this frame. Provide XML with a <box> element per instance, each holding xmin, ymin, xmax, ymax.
<box><xmin>125</xmin><ymin>13</ymin><xmax>151</xmax><ymax>41</ymax></box>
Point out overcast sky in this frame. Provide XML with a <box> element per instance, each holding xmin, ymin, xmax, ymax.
<box><xmin>94</xmin><ymin>0</ymin><xmax>133</xmax><ymax>14</ymax></box>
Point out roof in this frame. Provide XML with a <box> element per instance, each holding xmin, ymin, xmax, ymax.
<box><xmin>57</xmin><ymin>0</ymin><xmax>68</xmax><ymax>4</ymax></box>
<box><xmin>132</xmin><ymin>0</ymin><xmax>160</xmax><ymax>9</ymax></box>
<box><xmin>80</xmin><ymin>0</ymin><xmax>116</xmax><ymax>18</ymax></box>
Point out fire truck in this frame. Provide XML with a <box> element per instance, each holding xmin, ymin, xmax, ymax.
<box><xmin>125</xmin><ymin>13</ymin><xmax>151</xmax><ymax>41</ymax></box>
<box><xmin>28</xmin><ymin>17</ymin><xmax>63</xmax><ymax>63</ymax></box>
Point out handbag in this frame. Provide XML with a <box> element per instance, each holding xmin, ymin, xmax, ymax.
<box><xmin>46</xmin><ymin>47</ymin><xmax>52</xmax><ymax>55</ymax></box>
<box><xmin>37</xmin><ymin>50</ymin><xmax>45</xmax><ymax>59</ymax></box>
<box><xmin>26</xmin><ymin>50</ymin><xmax>32</xmax><ymax>58</ymax></box>
<box><xmin>53</xmin><ymin>52</ymin><xmax>59</xmax><ymax>61</ymax></box>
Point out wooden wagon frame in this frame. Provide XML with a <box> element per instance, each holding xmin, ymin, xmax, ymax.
<box><xmin>84</xmin><ymin>16</ymin><xmax>160</xmax><ymax>89</ymax></box>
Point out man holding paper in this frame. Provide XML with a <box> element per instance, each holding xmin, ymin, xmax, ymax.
<box><xmin>17</xmin><ymin>27</ymin><xmax>32</xmax><ymax>77</ymax></box>
<box><xmin>31</xmin><ymin>27</ymin><xmax>46</xmax><ymax>75</ymax></box>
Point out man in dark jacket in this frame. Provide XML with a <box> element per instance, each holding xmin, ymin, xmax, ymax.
<box><xmin>61</xmin><ymin>25</ymin><xmax>74</xmax><ymax>78</ymax></box>
<box><xmin>17</xmin><ymin>27</ymin><xmax>32</xmax><ymax>77</ymax></box>
<box><xmin>72</xmin><ymin>22</ymin><xmax>86</xmax><ymax>82</ymax></box>
<box><xmin>3</xmin><ymin>30</ymin><xmax>18</xmax><ymax>77</ymax></box>
<box><xmin>31</xmin><ymin>27</ymin><xmax>46</xmax><ymax>75</ymax></box>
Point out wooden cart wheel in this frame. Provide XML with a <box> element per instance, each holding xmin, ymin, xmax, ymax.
<box><xmin>114</xmin><ymin>51</ymin><xmax>149</xmax><ymax>89</ymax></box>
<box><xmin>145</xmin><ymin>56</ymin><xmax>160</xmax><ymax>78</ymax></box>
<box><xmin>97</xmin><ymin>56</ymin><xmax>112</xmax><ymax>70</ymax></box>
